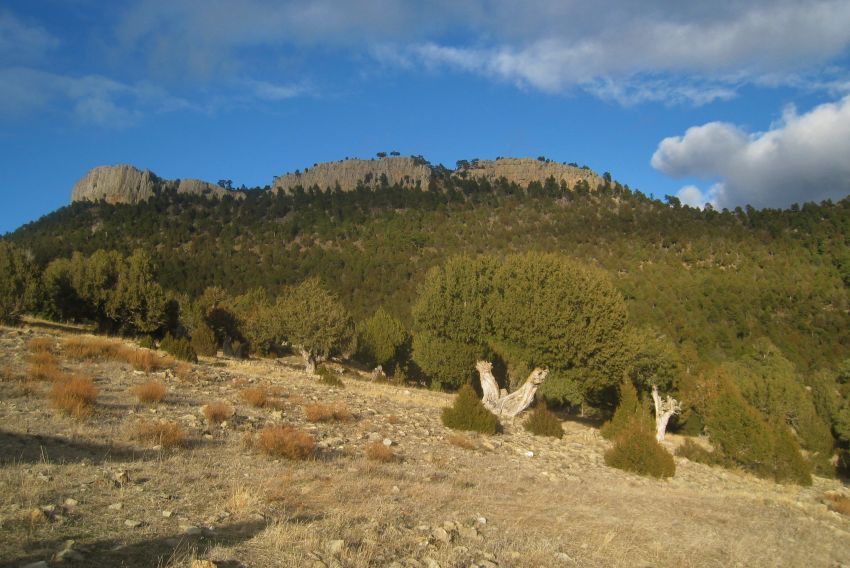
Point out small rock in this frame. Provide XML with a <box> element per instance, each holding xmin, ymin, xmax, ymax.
<box><xmin>40</xmin><ymin>505</ymin><xmax>56</xmax><ymax>513</ymax></box>
<box><xmin>442</xmin><ymin>521</ymin><xmax>457</xmax><ymax>532</ymax></box>
<box><xmin>476</xmin><ymin>516</ymin><xmax>487</xmax><ymax>525</ymax></box>
<box><xmin>191</xmin><ymin>561</ymin><xmax>217</xmax><ymax>568</ymax></box>
<box><xmin>184</xmin><ymin>526</ymin><xmax>203</xmax><ymax>536</ymax></box>
<box><xmin>554</xmin><ymin>552</ymin><xmax>573</xmax><ymax>563</ymax></box>
<box><xmin>162</xmin><ymin>510</ymin><xmax>173</xmax><ymax>518</ymax></box>
<box><xmin>423</xmin><ymin>558</ymin><xmax>441</xmax><ymax>568</ymax></box>
<box><xmin>458</xmin><ymin>526</ymin><xmax>480</xmax><ymax>540</ymax></box>
<box><xmin>108</xmin><ymin>503</ymin><xmax>123</xmax><ymax>510</ymax></box>
<box><xmin>525</xmin><ymin>451</ymin><xmax>534</xmax><ymax>458</ymax></box>
<box><xmin>325</xmin><ymin>539</ymin><xmax>345</xmax><ymax>556</ymax></box>
<box><xmin>432</xmin><ymin>527</ymin><xmax>451</xmax><ymax>544</ymax></box>
<box><xmin>382</xmin><ymin>438</ymin><xmax>393</xmax><ymax>447</ymax></box>
<box><xmin>63</xmin><ymin>498</ymin><xmax>78</xmax><ymax>507</ymax></box>
<box><xmin>392</xmin><ymin>485</ymin><xmax>400</xmax><ymax>493</ymax></box>
<box><xmin>124</xmin><ymin>519</ymin><xmax>143</xmax><ymax>528</ymax></box>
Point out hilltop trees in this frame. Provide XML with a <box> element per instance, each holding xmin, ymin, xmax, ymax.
<box><xmin>0</xmin><ymin>241</ymin><xmax>40</xmax><ymax>324</ymax></box>
<box><xmin>413</xmin><ymin>253</ymin><xmax>631</xmax><ymax>409</ymax></box>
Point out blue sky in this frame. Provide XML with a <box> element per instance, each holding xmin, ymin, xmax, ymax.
<box><xmin>3</xmin><ymin>0</ymin><xmax>850</xmax><ymax>234</ymax></box>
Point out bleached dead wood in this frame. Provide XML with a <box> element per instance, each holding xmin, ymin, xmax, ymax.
<box><xmin>476</xmin><ymin>360</ymin><xmax>548</xmax><ymax>418</ymax></box>
<box><xmin>651</xmin><ymin>384</ymin><xmax>681</xmax><ymax>442</ymax></box>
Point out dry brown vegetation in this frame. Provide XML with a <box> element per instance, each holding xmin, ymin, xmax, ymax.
<box><xmin>822</xmin><ymin>492</ymin><xmax>850</xmax><ymax>516</ymax></box>
<box><xmin>203</xmin><ymin>401</ymin><xmax>235</xmax><ymax>424</ymax></box>
<box><xmin>240</xmin><ymin>387</ymin><xmax>268</xmax><ymax>408</ymax></box>
<box><xmin>133</xmin><ymin>419</ymin><xmax>186</xmax><ymax>448</ymax></box>
<box><xmin>447</xmin><ymin>432</ymin><xmax>478</xmax><ymax>450</ymax></box>
<box><xmin>62</xmin><ymin>336</ymin><xmax>172</xmax><ymax>372</ymax></box>
<box><xmin>365</xmin><ymin>441</ymin><xmax>395</xmax><ymax>462</ymax></box>
<box><xmin>26</xmin><ymin>337</ymin><xmax>54</xmax><ymax>353</ymax></box>
<box><xmin>48</xmin><ymin>374</ymin><xmax>98</xmax><ymax>419</ymax></box>
<box><xmin>27</xmin><ymin>352</ymin><xmax>64</xmax><ymax>382</ymax></box>
<box><xmin>130</xmin><ymin>380</ymin><xmax>167</xmax><ymax>404</ymax></box>
<box><xmin>386</xmin><ymin>414</ymin><xmax>401</xmax><ymax>424</ymax></box>
<box><xmin>304</xmin><ymin>402</ymin><xmax>353</xmax><ymax>422</ymax></box>
<box><xmin>257</xmin><ymin>425</ymin><xmax>315</xmax><ymax>459</ymax></box>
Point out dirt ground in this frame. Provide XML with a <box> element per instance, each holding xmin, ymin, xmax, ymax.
<box><xmin>1</xmin><ymin>325</ymin><xmax>849</xmax><ymax>568</ymax></box>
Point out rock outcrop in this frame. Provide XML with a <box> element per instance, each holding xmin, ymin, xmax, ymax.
<box><xmin>272</xmin><ymin>157</ymin><xmax>432</xmax><ymax>194</ymax></box>
<box><xmin>71</xmin><ymin>165</ymin><xmax>160</xmax><ymax>205</ymax></box>
<box><xmin>455</xmin><ymin>158</ymin><xmax>602</xmax><ymax>189</ymax></box>
<box><xmin>71</xmin><ymin>165</ymin><xmax>242</xmax><ymax>205</ymax></box>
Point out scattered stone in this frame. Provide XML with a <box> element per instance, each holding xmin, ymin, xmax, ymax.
<box><xmin>476</xmin><ymin>516</ymin><xmax>487</xmax><ymax>525</ymax></box>
<box><xmin>162</xmin><ymin>510</ymin><xmax>173</xmax><ymax>518</ymax></box>
<box><xmin>40</xmin><ymin>505</ymin><xmax>56</xmax><ymax>513</ymax></box>
<box><xmin>124</xmin><ymin>519</ymin><xmax>143</xmax><ymax>528</ymax></box>
<box><xmin>383</xmin><ymin>438</ymin><xmax>394</xmax><ymax>447</ymax></box>
<box><xmin>63</xmin><ymin>498</ymin><xmax>78</xmax><ymax>507</ymax></box>
<box><xmin>525</xmin><ymin>451</ymin><xmax>535</xmax><ymax>458</ymax></box>
<box><xmin>392</xmin><ymin>485</ymin><xmax>400</xmax><ymax>493</ymax></box>
<box><xmin>184</xmin><ymin>526</ymin><xmax>203</xmax><ymax>536</ymax></box>
<box><xmin>554</xmin><ymin>552</ymin><xmax>573</xmax><ymax>563</ymax></box>
<box><xmin>432</xmin><ymin>527</ymin><xmax>451</xmax><ymax>544</ymax></box>
<box><xmin>108</xmin><ymin>503</ymin><xmax>123</xmax><ymax>510</ymax></box>
<box><xmin>458</xmin><ymin>525</ymin><xmax>480</xmax><ymax>540</ymax></box>
<box><xmin>325</xmin><ymin>539</ymin><xmax>345</xmax><ymax>556</ymax></box>
<box><xmin>423</xmin><ymin>558</ymin><xmax>441</xmax><ymax>568</ymax></box>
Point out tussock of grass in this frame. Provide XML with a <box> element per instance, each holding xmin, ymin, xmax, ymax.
<box><xmin>822</xmin><ymin>492</ymin><xmax>850</xmax><ymax>516</ymax></box>
<box><xmin>133</xmin><ymin>419</ymin><xmax>186</xmax><ymax>448</ymax></box>
<box><xmin>241</xmin><ymin>387</ymin><xmax>268</xmax><ymax>408</ymax></box>
<box><xmin>365</xmin><ymin>441</ymin><xmax>395</xmax><ymax>462</ymax></box>
<box><xmin>131</xmin><ymin>380</ymin><xmax>167</xmax><ymax>404</ymax></box>
<box><xmin>63</xmin><ymin>337</ymin><xmax>122</xmax><ymax>360</ymax></box>
<box><xmin>304</xmin><ymin>402</ymin><xmax>353</xmax><ymax>423</ymax></box>
<box><xmin>27</xmin><ymin>353</ymin><xmax>64</xmax><ymax>382</ymax></box>
<box><xmin>447</xmin><ymin>432</ymin><xmax>478</xmax><ymax>450</ymax></box>
<box><xmin>257</xmin><ymin>426</ymin><xmax>315</xmax><ymax>459</ymax></box>
<box><xmin>203</xmin><ymin>401</ymin><xmax>234</xmax><ymax>424</ymax></box>
<box><xmin>26</xmin><ymin>337</ymin><xmax>55</xmax><ymax>353</ymax></box>
<box><xmin>49</xmin><ymin>375</ymin><xmax>98</xmax><ymax>419</ymax></box>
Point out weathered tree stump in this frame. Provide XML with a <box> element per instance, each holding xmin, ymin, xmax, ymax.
<box><xmin>651</xmin><ymin>384</ymin><xmax>681</xmax><ymax>442</ymax></box>
<box><xmin>476</xmin><ymin>360</ymin><xmax>548</xmax><ymax>418</ymax></box>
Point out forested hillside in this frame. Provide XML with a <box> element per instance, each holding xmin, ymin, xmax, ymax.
<box><xmin>8</xmin><ymin>178</ymin><xmax>850</xmax><ymax>372</ymax></box>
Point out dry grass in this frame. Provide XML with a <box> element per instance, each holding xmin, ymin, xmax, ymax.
<box><xmin>63</xmin><ymin>337</ymin><xmax>122</xmax><ymax>360</ymax></box>
<box><xmin>386</xmin><ymin>414</ymin><xmax>401</xmax><ymax>425</ymax></box>
<box><xmin>240</xmin><ymin>387</ymin><xmax>268</xmax><ymax>408</ymax></box>
<box><xmin>26</xmin><ymin>337</ymin><xmax>54</xmax><ymax>353</ymax></box>
<box><xmin>226</xmin><ymin>484</ymin><xmax>260</xmax><ymax>517</ymax></box>
<box><xmin>174</xmin><ymin>363</ymin><xmax>194</xmax><ymax>382</ymax></box>
<box><xmin>304</xmin><ymin>402</ymin><xmax>353</xmax><ymax>423</ymax></box>
<box><xmin>27</xmin><ymin>352</ymin><xmax>64</xmax><ymax>383</ymax></box>
<box><xmin>202</xmin><ymin>401</ymin><xmax>234</xmax><ymax>424</ymax></box>
<box><xmin>257</xmin><ymin>426</ymin><xmax>315</xmax><ymax>460</ymax></box>
<box><xmin>49</xmin><ymin>375</ymin><xmax>98</xmax><ymax>419</ymax></box>
<box><xmin>365</xmin><ymin>441</ymin><xmax>395</xmax><ymax>462</ymax></box>
<box><xmin>822</xmin><ymin>492</ymin><xmax>850</xmax><ymax>516</ymax></box>
<box><xmin>130</xmin><ymin>380</ymin><xmax>167</xmax><ymax>404</ymax></box>
<box><xmin>1</xmin><ymin>367</ymin><xmax>40</xmax><ymax>397</ymax></box>
<box><xmin>447</xmin><ymin>432</ymin><xmax>478</xmax><ymax>450</ymax></box>
<box><xmin>122</xmin><ymin>348</ymin><xmax>167</xmax><ymax>372</ymax></box>
<box><xmin>133</xmin><ymin>419</ymin><xmax>186</xmax><ymax>449</ymax></box>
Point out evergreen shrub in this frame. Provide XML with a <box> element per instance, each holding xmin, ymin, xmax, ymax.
<box><xmin>191</xmin><ymin>324</ymin><xmax>218</xmax><ymax>357</ymax></box>
<box><xmin>441</xmin><ymin>384</ymin><xmax>498</xmax><ymax>434</ymax></box>
<box><xmin>523</xmin><ymin>404</ymin><xmax>564</xmax><ymax>438</ymax></box>
<box><xmin>160</xmin><ymin>333</ymin><xmax>197</xmax><ymax>363</ymax></box>
<box><xmin>604</xmin><ymin>417</ymin><xmax>676</xmax><ymax>478</ymax></box>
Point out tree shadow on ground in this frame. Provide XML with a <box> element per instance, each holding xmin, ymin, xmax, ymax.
<box><xmin>0</xmin><ymin>430</ymin><xmax>153</xmax><ymax>465</ymax></box>
<box><xmin>1</xmin><ymin>519</ymin><xmax>267</xmax><ymax>568</ymax></box>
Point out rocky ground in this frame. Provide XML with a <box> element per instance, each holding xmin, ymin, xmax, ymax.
<box><xmin>1</xmin><ymin>325</ymin><xmax>849</xmax><ymax>568</ymax></box>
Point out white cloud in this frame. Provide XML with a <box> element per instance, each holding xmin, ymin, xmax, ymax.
<box><xmin>651</xmin><ymin>95</ymin><xmax>850</xmax><ymax>208</ymax></box>
<box><xmin>0</xmin><ymin>67</ymin><xmax>192</xmax><ymax>127</ymax></box>
<box><xmin>245</xmin><ymin>79</ymin><xmax>308</xmax><ymax>101</ymax></box>
<box><xmin>0</xmin><ymin>11</ymin><xmax>59</xmax><ymax>64</ymax></box>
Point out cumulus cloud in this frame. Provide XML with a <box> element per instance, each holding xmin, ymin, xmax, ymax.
<box><xmin>652</xmin><ymin>95</ymin><xmax>850</xmax><ymax>208</ymax></box>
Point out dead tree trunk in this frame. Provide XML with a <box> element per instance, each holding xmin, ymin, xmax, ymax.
<box><xmin>476</xmin><ymin>360</ymin><xmax>548</xmax><ymax>418</ymax></box>
<box><xmin>651</xmin><ymin>384</ymin><xmax>681</xmax><ymax>442</ymax></box>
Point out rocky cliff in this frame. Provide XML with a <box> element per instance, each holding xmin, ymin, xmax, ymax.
<box><xmin>70</xmin><ymin>165</ymin><xmax>241</xmax><ymax>205</ymax></box>
<box><xmin>272</xmin><ymin>156</ymin><xmax>432</xmax><ymax>194</ymax></box>
<box><xmin>455</xmin><ymin>158</ymin><xmax>602</xmax><ymax>189</ymax></box>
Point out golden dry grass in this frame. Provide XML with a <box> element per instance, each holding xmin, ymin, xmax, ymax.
<box><xmin>122</xmin><ymin>348</ymin><xmax>166</xmax><ymax>372</ymax></box>
<box><xmin>63</xmin><ymin>336</ymin><xmax>122</xmax><ymax>360</ymax></box>
<box><xmin>130</xmin><ymin>380</ymin><xmax>167</xmax><ymax>404</ymax></box>
<box><xmin>203</xmin><ymin>401</ymin><xmax>234</xmax><ymax>424</ymax></box>
<box><xmin>240</xmin><ymin>387</ymin><xmax>268</xmax><ymax>408</ymax></box>
<box><xmin>26</xmin><ymin>337</ymin><xmax>54</xmax><ymax>353</ymax></box>
<box><xmin>26</xmin><ymin>352</ymin><xmax>64</xmax><ymax>383</ymax></box>
<box><xmin>257</xmin><ymin>426</ymin><xmax>315</xmax><ymax>459</ymax></box>
<box><xmin>133</xmin><ymin>419</ymin><xmax>186</xmax><ymax>448</ymax></box>
<box><xmin>49</xmin><ymin>375</ymin><xmax>98</xmax><ymax>419</ymax></box>
<box><xmin>386</xmin><ymin>414</ymin><xmax>401</xmax><ymax>425</ymax></box>
<box><xmin>365</xmin><ymin>441</ymin><xmax>395</xmax><ymax>462</ymax></box>
<box><xmin>304</xmin><ymin>402</ymin><xmax>353</xmax><ymax>423</ymax></box>
<box><xmin>823</xmin><ymin>492</ymin><xmax>850</xmax><ymax>516</ymax></box>
<box><xmin>447</xmin><ymin>432</ymin><xmax>478</xmax><ymax>450</ymax></box>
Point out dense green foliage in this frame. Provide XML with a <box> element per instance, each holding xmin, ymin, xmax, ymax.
<box><xmin>601</xmin><ymin>379</ymin><xmax>651</xmax><ymax>440</ymax></box>
<box><xmin>0</xmin><ymin>241</ymin><xmax>40</xmax><ymax>323</ymax></box>
<box><xmin>604</xmin><ymin>414</ymin><xmax>676</xmax><ymax>479</ymax></box>
<box><xmin>523</xmin><ymin>404</ymin><xmax>564</xmax><ymax>438</ymax></box>
<box><xmin>441</xmin><ymin>384</ymin><xmax>499</xmax><ymax>434</ymax></box>
<box><xmin>355</xmin><ymin>306</ymin><xmax>409</xmax><ymax>373</ymax></box>
<box><xmin>160</xmin><ymin>333</ymin><xmax>198</xmax><ymax>363</ymax></box>
<box><xmin>413</xmin><ymin>252</ymin><xmax>630</xmax><ymax>403</ymax></box>
<box><xmin>191</xmin><ymin>323</ymin><xmax>218</xmax><ymax>357</ymax></box>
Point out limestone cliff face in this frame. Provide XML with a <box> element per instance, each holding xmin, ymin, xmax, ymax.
<box><xmin>71</xmin><ymin>165</ymin><xmax>160</xmax><ymax>205</ymax></box>
<box><xmin>272</xmin><ymin>157</ymin><xmax>432</xmax><ymax>193</ymax></box>
<box><xmin>455</xmin><ymin>158</ymin><xmax>602</xmax><ymax>189</ymax></box>
<box><xmin>70</xmin><ymin>165</ymin><xmax>242</xmax><ymax>204</ymax></box>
